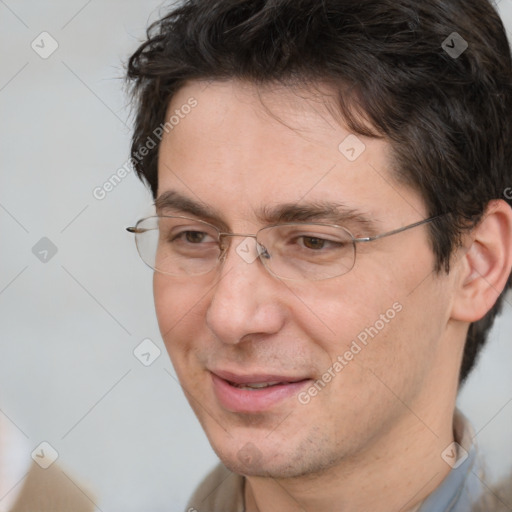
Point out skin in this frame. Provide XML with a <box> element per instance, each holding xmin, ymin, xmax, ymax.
<box><xmin>152</xmin><ymin>80</ymin><xmax>512</xmax><ymax>512</ymax></box>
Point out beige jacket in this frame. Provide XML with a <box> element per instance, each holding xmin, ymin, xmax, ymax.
<box><xmin>8</xmin><ymin>463</ymin><xmax>95</xmax><ymax>512</ymax></box>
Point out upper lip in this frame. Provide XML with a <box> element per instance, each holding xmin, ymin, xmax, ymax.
<box><xmin>211</xmin><ymin>369</ymin><xmax>311</xmax><ymax>385</ymax></box>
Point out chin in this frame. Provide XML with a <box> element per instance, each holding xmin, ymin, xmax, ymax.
<box><xmin>220</xmin><ymin>454</ymin><xmax>302</xmax><ymax>479</ymax></box>
<box><xmin>210</xmin><ymin>434</ymin><xmax>342</xmax><ymax>480</ymax></box>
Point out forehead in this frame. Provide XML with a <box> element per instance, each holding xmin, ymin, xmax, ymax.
<box><xmin>156</xmin><ymin>80</ymin><xmax>426</xmax><ymax>228</ymax></box>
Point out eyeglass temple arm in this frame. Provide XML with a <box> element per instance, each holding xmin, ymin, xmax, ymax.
<box><xmin>126</xmin><ymin>227</ymin><xmax>146</xmax><ymax>233</ymax></box>
<box><xmin>353</xmin><ymin>214</ymin><xmax>446</xmax><ymax>243</ymax></box>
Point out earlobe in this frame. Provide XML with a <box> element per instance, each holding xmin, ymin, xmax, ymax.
<box><xmin>451</xmin><ymin>200</ymin><xmax>512</xmax><ymax>323</ymax></box>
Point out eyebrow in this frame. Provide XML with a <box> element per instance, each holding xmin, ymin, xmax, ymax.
<box><xmin>154</xmin><ymin>190</ymin><xmax>379</xmax><ymax>235</ymax></box>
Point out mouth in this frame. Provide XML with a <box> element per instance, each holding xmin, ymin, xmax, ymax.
<box><xmin>229</xmin><ymin>381</ymin><xmax>291</xmax><ymax>390</ymax></box>
<box><xmin>210</xmin><ymin>369</ymin><xmax>312</xmax><ymax>412</ymax></box>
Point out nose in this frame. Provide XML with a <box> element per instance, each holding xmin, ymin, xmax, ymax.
<box><xmin>205</xmin><ymin>236</ymin><xmax>286</xmax><ymax>345</ymax></box>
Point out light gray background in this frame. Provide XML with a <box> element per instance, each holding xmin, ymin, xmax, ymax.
<box><xmin>0</xmin><ymin>1</ymin><xmax>511</xmax><ymax>511</ymax></box>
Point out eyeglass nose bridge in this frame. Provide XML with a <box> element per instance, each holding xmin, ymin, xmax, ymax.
<box><xmin>217</xmin><ymin>232</ymin><xmax>270</xmax><ymax>262</ymax></box>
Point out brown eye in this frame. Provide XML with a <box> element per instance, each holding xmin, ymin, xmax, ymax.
<box><xmin>302</xmin><ymin>237</ymin><xmax>327</xmax><ymax>250</ymax></box>
<box><xmin>183</xmin><ymin>231</ymin><xmax>208</xmax><ymax>243</ymax></box>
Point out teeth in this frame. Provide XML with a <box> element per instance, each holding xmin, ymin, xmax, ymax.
<box><xmin>235</xmin><ymin>381</ymin><xmax>282</xmax><ymax>390</ymax></box>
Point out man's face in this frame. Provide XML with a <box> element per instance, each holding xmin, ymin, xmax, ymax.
<box><xmin>153</xmin><ymin>80</ymin><xmax>459</xmax><ymax>478</ymax></box>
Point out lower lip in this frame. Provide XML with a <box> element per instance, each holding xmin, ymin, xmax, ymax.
<box><xmin>211</xmin><ymin>373</ymin><xmax>311</xmax><ymax>413</ymax></box>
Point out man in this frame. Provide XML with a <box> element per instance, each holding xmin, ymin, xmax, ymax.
<box><xmin>126</xmin><ymin>0</ymin><xmax>512</xmax><ymax>510</ymax></box>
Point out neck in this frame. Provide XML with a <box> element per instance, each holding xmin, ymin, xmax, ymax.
<box><xmin>245</xmin><ymin>403</ymin><xmax>456</xmax><ymax>512</ymax></box>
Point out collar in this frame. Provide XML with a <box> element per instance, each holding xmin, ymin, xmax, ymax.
<box><xmin>417</xmin><ymin>409</ymin><xmax>486</xmax><ymax>512</ymax></box>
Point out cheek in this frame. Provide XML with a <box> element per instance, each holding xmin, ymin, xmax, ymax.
<box><xmin>290</xmin><ymin>276</ymin><xmax>401</xmax><ymax>351</ymax></box>
<box><xmin>295</xmin><ymin>262</ymin><xmax>444</xmax><ymax>386</ymax></box>
<box><xmin>338</xmin><ymin>284</ymin><xmax>449</xmax><ymax>400</ymax></box>
<box><xmin>153</xmin><ymin>274</ymin><xmax>208</xmax><ymax>361</ymax></box>
<box><xmin>153</xmin><ymin>274</ymin><xmax>180</xmax><ymax>333</ymax></box>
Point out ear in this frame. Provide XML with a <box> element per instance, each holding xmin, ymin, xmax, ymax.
<box><xmin>451</xmin><ymin>200</ymin><xmax>512</xmax><ymax>323</ymax></box>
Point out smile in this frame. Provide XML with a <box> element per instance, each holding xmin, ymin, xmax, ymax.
<box><xmin>210</xmin><ymin>370</ymin><xmax>312</xmax><ymax>413</ymax></box>
<box><xmin>230</xmin><ymin>381</ymin><xmax>283</xmax><ymax>390</ymax></box>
